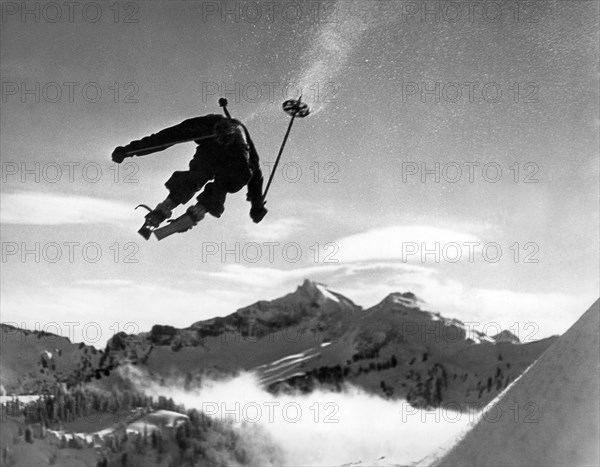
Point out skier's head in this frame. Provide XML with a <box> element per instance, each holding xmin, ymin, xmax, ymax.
<box><xmin>214</xmin><ymin>119</ymin><xmax>248</xmax><ymax>149</ymax></box>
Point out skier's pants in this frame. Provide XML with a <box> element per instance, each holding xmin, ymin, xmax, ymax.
<box><xmin>164</xmin><ymin>154</ymin><xmax>252</xmax><ymax>217</ymax></box>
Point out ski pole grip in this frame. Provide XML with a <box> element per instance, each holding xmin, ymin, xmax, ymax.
<box><xmin>219</xmin><ymin>98</ymin><xmax>232</xmax><ymax>119</ymax></box>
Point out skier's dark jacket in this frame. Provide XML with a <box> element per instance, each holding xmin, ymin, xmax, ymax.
<box><xmin>122</xmin><ymin>114</ymin><xmax>264</xmax><ymax>207</ymax></box>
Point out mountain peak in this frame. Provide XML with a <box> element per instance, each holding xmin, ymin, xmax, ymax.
<box><xmin>298</xmin><ymin>278</ymin><xmax>320</xmax><ymax>291</ymax></box>
<box><xmin>382</xmin><ymin>291</ymin><xmax>423</xmax><ymax>309</ymax></box>
<box><xmin>295</xmin><ymin>279</ymin><xmax>340</xmax><ymax>302</ymax></box>
<box><xmin>492</xmin><ymin>330</ymin><xmax>521</xmax><ymax>344</ymax></box>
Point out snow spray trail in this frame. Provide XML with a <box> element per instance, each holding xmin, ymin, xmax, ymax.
<box><xmin>243</xmin><ymin>0</ymin><xmax>379</xmax><ymax>128</ymax></box>
<box><xmin>121</xmin><ymin>366</ymin><xmax>470</xmax><ymax>466</ymax></box>
<box><xmin>293</xmin><ymin>0</ymin><xmax>374</xmax><ymax>116</ymax></box>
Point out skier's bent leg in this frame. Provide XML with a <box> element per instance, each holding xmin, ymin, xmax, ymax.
<box><xmin>152</xmin><ymin>202</ymin><xmax>208</xmax><ymax>241</ymax></box>
<box><xmin>146</xmin><ymin>197</ymin><xmax>178</xmax><ymax>226</ymax></box>
<box><xmin>166</xmin><ymin>170</ymin><xmax>212</xmax><ymax>205</ymax></box>
<box><xmin>141</xmin><ymin>169</ymin><xmax>210</xmax><ymax>231</ymax></box>
<box><xmin>187</xmin><ymin>202</ymin><xmax>207</xmax><ymax>223</ymax></box>
<box><xmin>140</xmin><ymin>166</ymin><xmax>213</xmax><ymax>240</ymax></box>
<box><xmin>196</xmin><ymin>180</ymin><xmax>228</xmax><ymax>218</ymax></box>
<box><xmin>156</xmin><ymin>198</ymin><xmax>178</xmax><ymax>215</ymax></box>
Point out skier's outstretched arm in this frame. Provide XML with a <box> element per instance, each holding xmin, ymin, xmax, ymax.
<box><xmin>112</xmin><ymin>115</ymin><xmax>223</xmax><ymax>163</ymax></box>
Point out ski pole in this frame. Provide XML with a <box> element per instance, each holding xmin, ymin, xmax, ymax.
<box><xmin>263</xmin><ymin>115</ymin><xmax>296</xmax><ymax>200</ymax></box>
<box><xmin>262</xmin><ymin>97</ymin><xmax>310</xmax><ymax>201</ymax></box>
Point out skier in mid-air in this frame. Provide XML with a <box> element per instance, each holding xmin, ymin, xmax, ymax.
<box><xmin>112</xmin><ymin>113</ymin><xmax>268</xmax><ymax>239</ymax></box>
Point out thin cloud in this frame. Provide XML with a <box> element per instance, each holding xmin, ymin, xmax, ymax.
<box><xmin>0</xmin><ymin>281</ymin><xmax>254</xmax><ymax>347</ymax></box>
<box><xmin>334</xmin><ymin>225</ymin><xmax>482</xmax><ymax>263</ymax></box>
<box><xmin>199</xmin><ymin>261</ymin><xmax>595</xmax><ymax>339</ymax></box>
<box><xmin>328</xmin><ymin>267</ymin><xmax>593</xmax><ymax>338</ymax></box>
<box><xmin>2</xmin><ymin>265</ymin><xmax>592</xmax><ymax>348</ymax></box>
<box><xmin>463</xmin><ymin>288</ymin><xmax>598</xmax><ymax>338</ymax></box>
<box><xmin>196</xmin><ymin>263</ymin><xmax>342</xmax><ymax>289</ymax></box>
<box><xmin>195</xmin><ymin>262</ymin><xmax>433</xmax><ymax>290</ymax></box>
<box><xmin>244</xmin><ymin>217</ymin><xmax>304</xmax><ymax>242</ymax></box>
<box><xmin>2</xmin><ymin>191</ymin><xmax>133</xmax><ymax>226</ymax></box>
<box><xmin>74</xmin><ymin>279</ymin><xmax>135</xmax><ymax>287</ymax></box>
<box><xmin>193</xmin><ymin>261</ymin><xmax>437</xmax><ymax>312</ymax></box>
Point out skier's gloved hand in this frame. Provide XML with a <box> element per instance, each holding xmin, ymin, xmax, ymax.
<box><xmin>250</xmin><ymin>202</ymin><xmax>268</xmax><ymax>224</ymax></box>
<box><xmin>111</xmin><ymin>146</ymin><xmax>129</xmax><ymax>164</ymax></box>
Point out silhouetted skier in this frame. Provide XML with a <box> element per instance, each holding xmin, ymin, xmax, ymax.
<box><xmin>112</xmin><ymin>114</ymin><xmax>267</xmax><ymax>239</ymax></box>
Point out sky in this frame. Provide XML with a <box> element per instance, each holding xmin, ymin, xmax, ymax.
<box><xmin>1</xmin><ymin>0</ymin><xmax>599</xmax><ymax>346</ymax></box>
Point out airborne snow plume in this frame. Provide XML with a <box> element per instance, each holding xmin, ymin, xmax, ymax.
<box><xmin>121</xmin><ymin>366</ymin><xmax>470</xmax><ymax>466</ymax></box>
<box><xmin>295</xmin><ymin>1</ymin><xmax>374</xmax><ymax>115</ymax></box>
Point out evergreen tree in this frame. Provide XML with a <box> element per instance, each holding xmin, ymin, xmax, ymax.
<box><xmin>24</xmin><ymin>427</ymin><xmax>33</xmax><ymax>443</ymax></box>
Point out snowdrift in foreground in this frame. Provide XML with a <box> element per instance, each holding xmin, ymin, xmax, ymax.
<box><xmin>435</xmin><ymin>299</ymin><xmax>600</xmax><ymax>466</ymax></box>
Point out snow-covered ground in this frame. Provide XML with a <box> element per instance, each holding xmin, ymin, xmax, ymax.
<box><xmin>46</xmin><ymin>409</ymin><xmax>187</xmax><ymax>445</ymax></box>
<box><xmin>251</xmin><ymin>346</ymin><xmax>323</xmax><ymax>386</ymax></box>
<box><xmin>0</xmin><ymin>394</ymin><xmax>47</xmax><ymax>405</ymax></box>
<box><xmin>434</xmin><ymin>299</ymin><xmax>600</xmax><ymax>466</ymax></box>
<box><xmin>316</xmin><ymin>284</ymin><xmax>340</xmax><ymax>303</ymax></box>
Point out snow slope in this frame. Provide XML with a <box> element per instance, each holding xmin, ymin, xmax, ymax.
<box><xmin>435</xmin><ymin>299</ymin><xmax>600</xmax><ymax>466</ymax></box>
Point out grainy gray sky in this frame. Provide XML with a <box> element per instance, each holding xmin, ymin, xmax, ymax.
<box><xmin>1</xmin><ymin>0</ymin><xmax>598</xmax><ymax>345</ymax></box>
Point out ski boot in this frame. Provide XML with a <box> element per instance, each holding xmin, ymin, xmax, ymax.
<box><xmin>153</xmin><ymin>203</ymin><xmax>207</xmax><ymax>241</ymax></box>
<box><xmin>137</xmin><ymin>199</ymin><xmax>177</xmax><ymax>240</ymax></box>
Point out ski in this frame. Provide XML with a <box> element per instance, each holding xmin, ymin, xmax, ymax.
<box><xmin>153</xmin><ymin>204</ymin><xmax>207</xmax><ymax>241</ymax></box>
<box><xmin>153</xmin><ymin>213</ymin><xmax>197</xmax><ymax>241</ymax></box>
